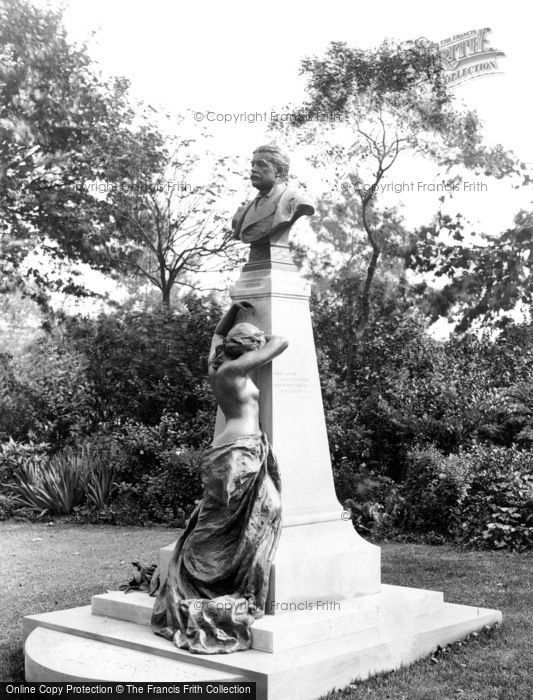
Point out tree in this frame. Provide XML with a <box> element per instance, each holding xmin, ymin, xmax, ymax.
<box><xmin>408</xmin><ymin>208</ymin><xmax>533</xmax><ymax>332</ymax></box>
<box><xmin>102</xmin><ymin>132</ymin><xmax>245</xmax><ymax>307</ymax></box>
<box><xmin>0</xmin><ymin>0</ymin><xmax>165</xmax><ymax>303</ymax></box>
<box><xmin>273</xmin><ymin>39</ymin><xmax>526</xmax><ymax>367</ymax></box>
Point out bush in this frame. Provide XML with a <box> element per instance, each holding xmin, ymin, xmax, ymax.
<box><xmin>3</xmin><ymin>441</ymin><xmax>120</xmax><ymax>518</ymax></box>
<box><xmin>400</xmin><ymin>445</ymin><xmax>471</xmax><ymax>537</ymax></box>
<box><xmin>0</xmin><ymin>438</ymin><xmax>51</xmax><ymax>520</ymax></box>
<box><xmin>478</xmin><ymin>381</ymin><xmax>533</xmax><ymax>447</ymax></box>
<box><xmin>340</xmin><ymin>465</ymin><xmax>403</xmax><ymax>538</ymax></box>
<box><xmin>8</xmin><ymin>448</ymin><xmax>89</xmax><ymax>517</ymax></box>
<box><xmin>106</xmin><ymin>412</ymin><xmax>205</xmax><ymax>526</ymax></box>
<box><xmin>62</xmin><ymin>296</ymin><xmax>219</xmax><ymax>439</ymax></box>
<box><xmin>390</xmin><ymin>443</ymin><xmax>533</xmax><ymax>550</ymax></box>
<box><xmin>0</xmin><ymin>295</ymin><xmax>220</xmax><ymax>448</ymax></box>
<box><xmin>334</xmin><ymin>441</ymin><xmax>533</xmax><ymax>551</ymax></box>
<box><xmin>77</xmin><ymin>435</ymin><xmax>120</xmax><ymax>513</ymax></box>
<box><xmin>0</xmin><ymin>437</ymin><xmax>50</xmax><ymax>484</ymax></box>
<box><xmin>113</xmin><ymin>447</ymin><xmax>203</xmax><ymax>527</ymax></box>
<box><xmin>318</xmin><ymin>349</ymin><xmax>372</xmax><ymax>471</ymax></box>
<box><xmin>0</xmin><ymin>343</ymin><xmax>96</xmax><ymax>445</ymax></box>
<box><xmin>458</xmin><ymin>444</ymin><xmax>533</xmax><ymax>551</ymax></box>
<box><xmin>312</xmin><ymin>282</ymin><xmax>533</xmax><ymax>481</ymax></box>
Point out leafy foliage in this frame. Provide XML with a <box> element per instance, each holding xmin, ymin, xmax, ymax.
<box><xmin>0</xmin><ymin>437</ymin><xmax>50</xmax><ymax>518</ymax></box>
<box><xmin>0</xmin><ymin>436</ymin><xmax>50</xmax><ymax>483</ymax></box>
<box><xmin>314</xmin><ymin>281</ymin><xmax>533</xmax><ymax>479</ymax></box>
<box><xmin>341</xmin><ymin>466</ymin><xmax>403</xmax><ymax>538</ymax></box>
<box><xmin>300</xmin><ymin>39</ymin><xmax>448</xmax><ymax>117</ymax></box>
<box><xmin>0</xmin><ymin>0</ymin><xmax>165</xmax><ymax>301</ymax></box>
<box><xmin>80</xmin><ymin>436</ymin><xmax>120</xmax><ymax>511</ymax></box>
<box><xmin>409</xmin><ymin>210</ymin><xmax>533</xmax><ymax>332</ymax></box>
<box><xmin>400</xmin><ymin>446</ymin><xmax>471</xmax><ymax>537</ymax></box>
<box><xmin>8</xmin><ymin>448</ymin><xmax>89</xmax><ymax>517</ymax></box>
<box><xmin>0</xmin><ymin>342</ymin><xmax>96</xmax><ymax>445</ymax></box>
<box><xmin>458</xmin><ymin>444</ymin><xmax>533</xmax><ymax>551</ymax></box>
<box><xmin>110</xmin><ymin>414</ymin><xmax>204</xmax><ymax>527</ymax></box>
<box><xmin>113</xmin><ymin>448</ymin><xmax>202</xmax><ymax>528</ymax></box>
<box><xmin>62</xmin><ymin>296</ymin><xmax>219</xmax><ymax>434</ymax></box>
<box><xmin>1</xmin><ymin>283</ymin><xmax>532</xmax><ymax>549</ymax></box>
<box><xmin>106</xmin><ymin>130</ymin><xmax>245</xmax><ymax>306</ymax></box>
<box><xmin>337</xmin><ymin>442</ymin><xmax>533</xmax><ymax>551</ymax></box>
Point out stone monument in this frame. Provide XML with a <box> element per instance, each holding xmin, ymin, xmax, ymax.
<box><xmin>23</xmin><ymin>144</ymin><xmax>502</xmax><ymax>699</ymax></box>
<box><xmin>219</xmin><ymin>143</ymin><xmax>381</xmax><ymax>608</ymax></box>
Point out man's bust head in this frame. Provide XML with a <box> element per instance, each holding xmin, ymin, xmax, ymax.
<box><xmin>232</xmin><ymin>143</ymin><xmax>314</xmax><ymax>247</ymax></box>
<box><xmin>250</xmin><ymin>144</ymin><xmax>290</xmax><ymax>194</ymax></box>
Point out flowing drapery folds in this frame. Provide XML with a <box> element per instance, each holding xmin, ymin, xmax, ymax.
<box><xmin>151</xmin><ymin>432</ymin><xmax>281</xmax><ymax>654</ymax></box>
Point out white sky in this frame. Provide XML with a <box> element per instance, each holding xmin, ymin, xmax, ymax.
<box><xmin>58</xmin><ymin>0</ymin><xmax>531</xmax><ymax>152</ymax></box>
<box><xmin>57</xmin><ymin>0</ymin><xmax>533</xmax><ymax>230</ymax></box>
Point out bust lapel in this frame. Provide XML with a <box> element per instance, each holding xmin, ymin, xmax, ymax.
<box><xmin>240</xmin><ymin>185</ymin><xmax>286</xmax><ymax>235</ymax></box>
<box><xmin>233</xmin><ymin>200</ymin><xmax>254</xmax><ymax>237</ymax></box>
<box><xmin>241</xmin><ymin>197</ymin><xmax>279</xmax><ymax>232</ymax></box>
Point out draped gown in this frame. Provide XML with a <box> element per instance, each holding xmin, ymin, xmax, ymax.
<box><xmin>150</xmin><ymin>431</ymin><xmax>282</xmax><ymax>654</ymax></box>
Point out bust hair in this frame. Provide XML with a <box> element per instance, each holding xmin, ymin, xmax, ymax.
<box><xmin>254</xmin><ymin>144</ymin><xmax>290</xmax><ymax>181</ymax></box>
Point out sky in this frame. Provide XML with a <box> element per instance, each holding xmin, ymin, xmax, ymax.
<box><xmin>58</xmin><ymin>0</ymin><xmax>531</xmax><ymax>153</ymax></box>
<box><xmin>56</xmin><ymin>0</ymin><xmax>532</xmax><ymax>231</ymax></box>
<box><xmin>21</xmin><ymin>0</ymin><xmax>533</xmax><ymax>322</ymax></box>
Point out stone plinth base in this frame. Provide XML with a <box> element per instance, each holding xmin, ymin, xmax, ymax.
<box><xmin>24</xmin><ymin>584</ymin><xmax>501</xmax><ymax>699</ymax></box>
<box><xmin>89</xmin><ymin>583</ymin><xmax>444</xmax><ymax>654</ymax></box>
<box><xmin>159</xmin><ymin>524</ymin><xmax>380</xmax><ymax>614</ymax></box>
<box><xmin>266</xmin><ymin>520</ymin><xmax>380</xmax><ymax>609</ymax></box>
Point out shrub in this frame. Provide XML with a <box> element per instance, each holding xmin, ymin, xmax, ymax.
<box><xmin>1</xmin><ymin>295</ymin><xmax>220</xmax><ymax>448</ymax></box>
<box><xmin>458</xmin><ymin>444</ymin><xmax>533</xmax><ymax>551</ymax></box>
<box><xmin>106</xmin><ymin>412</ymin><xmax>205</xmax><ymax>526</ymax></box>
<box><xmin>4</xmin><ymin>442</ymin><xmax>121</xmax><ymax>518</ymax></box>
<box><xmin>8</xmin><ymin>449</ymin><xmax>88</xmax><ymax>517</ymax></box>
<box><xmin>400</xmin><ymin>445</ymin><xmax>471</xmax><ymax>537</ymax></box>
<box><xmin>113</xmin><ymin>447</ymin><xmax>203</xmax><ymax>527</ymax></box>
<box><xmin>79</xmin><ymin>436</ymin><xmax>121</xmax><ymax>512</ymax></box>
<box><xmin>335</xmin><ymin>441</ymin><xmax>533</xmax><ymax>551</ymax></box>
<box><xmin>62</xmin><ymin>297</ymin><xmax>219</xmax><ymax>438</ymax></box>
<box><xmin>86</xmin><ymin>464</ymin><xmax>117</xmax><ymax>511</ymax></box>
<box><xmin>0</xmin><ymin>437</ymin><xmax>50</xmax><ymax>484</ymax></box>
<box><xmin>312</xmin><ymin>281</ymin><xmax>533</xmax><ymax>480</ymax></box>
<box><xmin>0</xmin><ymin>343</ymin><xmax>96</xmax><ymax>445</ymax></box>
<box><xmin>0</xmin><ymin>352</ymin><xmax>28</xmax><ymax>442</ymax></box>
<box><xmin>0</xmin><ymin>438</ymin><xmax>51</xmax><ymax>520</ymax></box>
<box><xmin>318</xmin><ymin>349</ymin><xmax>372</xmax><ymax>471</ymax></box>
<box><xmin>478</xmin><ymin>382</ymin><xmax>533</xmax><ymax>447</ymax></box>
<box><xmin>387</xmin><ymin>443</ymin><xmax>533</xmax><ymax>550</ymax></box>
<box><xmin>340</xmin><ymin>465</ymin><xmax>403</xmax><ymax>538</ymax></box>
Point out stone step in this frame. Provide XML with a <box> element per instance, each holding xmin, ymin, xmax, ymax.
<box><xmin>93</xmin><ymin>590</ymin><xmax>154</xmax><ymax>627</ymax></box>
<box><xmin>25</xmin><ymin>627</ymin><xmax>246</xmax><ymax>683</ymax></box>
<box><xmin>24</xmin><ymin>590</ymin><xmax>501</xmax><ymax>699</ymax></box>
<box><xmin>91</xmin><ymin>584</ymin><xmax>444</xmax><ymax>653</ymax></box>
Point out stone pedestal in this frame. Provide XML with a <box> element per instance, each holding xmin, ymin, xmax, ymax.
<box><xmin>215</xmin><ymin>255</ymin><xmax>380</xmax><ymax>609</ymax></box>
<box><xmin>23</xmin><ymin>240</ymin><xmax>503</xmax><ymax>697</ymax></box>
<box><xmin>24</xmin><ymin>586</ymin><xmax>501</xmax><ymax>698</ymax></box>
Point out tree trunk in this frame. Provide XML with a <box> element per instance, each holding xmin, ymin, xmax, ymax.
<box><xmin>355</xmin><ymin>245</ymin><xmax>380</xmax><ymax>339</ymax></box>
<box><xmin>161</xmin><ymin>285</ymin><xmax>171</xmax><ymax>308</ymax></box>
<box><xmin>345</xmin><ymin>281</ymin><xmax>358</xmax><ymax>382</ymax></box>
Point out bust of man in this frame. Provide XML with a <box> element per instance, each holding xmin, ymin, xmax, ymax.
<box><xmin>232</xmin><ymin>144</ymin><xmax>315</xmax><ymax>246</ymax></box>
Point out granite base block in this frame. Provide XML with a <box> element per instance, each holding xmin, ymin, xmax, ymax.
<box><xmin>24</xmin><ymin>584</ymin><xmax>501</xmax><ymax>700</ymax></box>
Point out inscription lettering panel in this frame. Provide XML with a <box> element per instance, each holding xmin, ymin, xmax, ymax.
<box><xmin>274</xmin><ymin>369</ymin><xmax>317</xmax><ymax>396</ymax></box>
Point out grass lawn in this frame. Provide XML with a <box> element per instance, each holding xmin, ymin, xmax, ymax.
<box><xmin>1</xmin><ymin>521</ymin><xmax>531</xmax><ymax>699</ymax></box>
